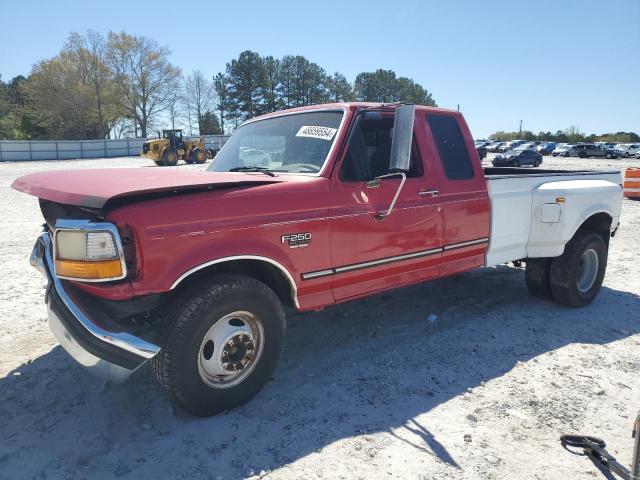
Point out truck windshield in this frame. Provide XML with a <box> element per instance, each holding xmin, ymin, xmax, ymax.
<box><xmin>208</xmin><ymin>110</ymin><xmax>343</xmax><ymax>174</ymax></box>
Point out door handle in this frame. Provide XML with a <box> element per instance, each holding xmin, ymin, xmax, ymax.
<box><xmin>418</xmin><ymin>189</ymin><xmax>439</xmax><ymax>197</ymax></box>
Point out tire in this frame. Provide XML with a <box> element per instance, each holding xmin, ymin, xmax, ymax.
<box><xmin>154</xmin><ymin>160</ymin><xmax>163</xmax><ymax>166</ymax></box>
<box><xmin>549</xmin><ymin>230</ymin><xmax>608</xmax><ymax>307</ymax></box>
<box><xmin>605</xmin><ymin>153</ymin><xmax>612</xmax><ymax>159</ymax></box>
<box><xmin>152</xmin><ymin>275</ymin><xmax>286</xmax><ymax>417</ymax></box>
<box><xmin>161</xmin><ymin>149</ymin><xmax>178</xmax><ymax>166</ymax></box>
<box><xmin>191</xmin><ymin>148</ymin><xmax>207</xmax><ymax>164</ymax></box>
<box><xmin>525</xmin><ymin>258</ymin><xmax>552</xmax><ymax>299</ymax></box>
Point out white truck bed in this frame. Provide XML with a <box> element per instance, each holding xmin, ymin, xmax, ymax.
<box><xmin>484</xmin><ymin>168</ymin><xmax>623</xmax><ymax>267</ymax></box>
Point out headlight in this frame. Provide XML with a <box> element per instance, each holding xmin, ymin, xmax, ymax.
<box><xmin>53</xmin><ymin>221</ymin><xmax>126</xmax><ymax>281</ymax></box>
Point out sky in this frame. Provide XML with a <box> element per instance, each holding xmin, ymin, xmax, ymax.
<box><xmin>0</xmin><ymin>0</ymin><xmax>638</xmax><ymax>138</ymax></box>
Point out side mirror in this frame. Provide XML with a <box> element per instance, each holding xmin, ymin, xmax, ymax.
<box><xmin>389</xmin><ymin>104</ymin><xmax>416</xmax><ymax>173</ymax></box>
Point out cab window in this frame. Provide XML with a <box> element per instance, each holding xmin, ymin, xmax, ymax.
<box><xmin>339</xmin><ymin>116</ymin><xmax>423</xmax><ymax>182</ymax></box>
<box><xmin>426</xmin><ymin>114</ymin><xmax>474</xmax><ymax>180</ymax></box>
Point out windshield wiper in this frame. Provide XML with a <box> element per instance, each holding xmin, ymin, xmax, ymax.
<box><xmin>228</xmin><ymin>166</ymin><xmax>277</xmax><ymax>177</ymax></box>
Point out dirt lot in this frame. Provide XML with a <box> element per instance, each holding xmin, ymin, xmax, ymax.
<box><xmin>1</xmin><ymin>154</ymin><xmax>639</xmax><ymax>480</ymax></box>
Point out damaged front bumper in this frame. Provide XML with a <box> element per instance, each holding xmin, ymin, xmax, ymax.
<box><xmin>31</xmin><ymin>232</ymin><xmax>160</xmax><ymax>382</ymax></box>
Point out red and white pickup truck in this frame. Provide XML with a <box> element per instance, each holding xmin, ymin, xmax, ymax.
<box><xmin>14</xmin><ymin>103</ymin><xmax>623</xmax><ymax>416</ymax></box>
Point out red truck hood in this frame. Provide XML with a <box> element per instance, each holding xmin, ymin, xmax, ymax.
<box><xmin>11</xmin><ymin>168</ymin><xmax>285</xmax><ymax>208</ymax></box>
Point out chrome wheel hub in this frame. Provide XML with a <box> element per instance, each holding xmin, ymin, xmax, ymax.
<box><xmin>576</xmin><ymin>248</ymin><xmax>599</xmax><ymax>293</ymax></box>
<box><xmin>197</xmin><ymin>311</ymin><xmax>264</xmax><ymax>388</ymax></box>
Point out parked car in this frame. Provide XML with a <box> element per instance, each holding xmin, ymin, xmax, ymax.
<box><xmin>552</xmin><ymin>145</ymin><xmax>573</xmax><ymax>157</ymax></box>
<box><xmin>239</xmin><ymin>146</ymin><xmax>272</xmax><ymax>166</ymax></box>
<box><xmin>474</xmin><ymin>140</ymin><xmax>492</xmax><ymax>156</ymax></box>
<box><xmin>498</xmin><ymin>140</ymin><xmax>526</xmax><ymax>152</ymax></box>
<box><xmin>537</xmin><ymin>142</ymin><xmax>556</xmax><ymax>155</ymax></box>
<box><xmin>619</xmin><ymin>144</ymin><xmax>640</xmax><ymax>158</ymax></box>
<box><xmin>13</xmin><ymin>103</ymin><xmax>623</xmax><ymax>417</ymax></box>
<box><xmin>569</xmin><ymin>144</ymin><xmax>586</xmax><ymax>157</ymax></box>
<box><xmin>487</xmin><ymin>141</ymin><xmax>505</xmax><ymax>153</ymax></box>
<box><xmin>570</xmin><ymin>144</ymin><xmax>619</xmax><ymax>159</ymax></box>
<box><xmin>492</xmin><ymin>148</ymin><xmax>543</xmax><ymax>167</ymax></box>
<box><xmin>596</xmin><ymin>142</ymin><xmax>617</xmax><ymax>151</ymax></box>
<box><xmin>612</xmin><ymin>146</ymin><xmax>627</xmax><ymax>157</ymax></box>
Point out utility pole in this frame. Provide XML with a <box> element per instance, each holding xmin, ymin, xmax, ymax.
<box><xmin>518</xmin><ymin>120</ymin><xmax>522</xmax><ymax>137</ymax></box>
<box><xmin>457</xmin><ymin>104</ymin><xmax>460</xmax><ymax>112</ymax></box>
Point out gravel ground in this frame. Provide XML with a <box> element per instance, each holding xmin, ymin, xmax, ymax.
<box><xmin>1</xmin><ymin>154</ymin><xmax>639</xmax><ymax>480</ymax></box>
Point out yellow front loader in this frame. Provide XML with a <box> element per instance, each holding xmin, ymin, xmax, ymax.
<box><xmin>141</xmin><ymin>129</ymin><xmax>209</xmax><ymax>166</ymax></box>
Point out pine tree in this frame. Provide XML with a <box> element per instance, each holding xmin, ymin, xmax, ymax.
<box><xmin>198</xmin><ymin>111</ymin><xmax>222</xmax><ymax>135</ymax></box>
<box><xmin>326</xmin><ymin>72</ymin><xmax>354</xmax><ymax>102</ymax></box>
<box><xmin>225</xmin><ymin>50</ymin><xmax>267</xmax><ymax>121</ymax></box>
<box><xmin>261</xmin><ymin>56</ymin><xmax>281</xmax><ymax>113</ymax></box>
<box><xmin>213</xmin><ymin>73</ymin><xmax>231</xmax><ymax>134</ymax></box>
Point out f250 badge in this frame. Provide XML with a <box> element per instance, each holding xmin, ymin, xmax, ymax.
<box><xmin>281</xmin><ymin>232</ymin><xmax>311</xmax><ymax>249</ymax></box>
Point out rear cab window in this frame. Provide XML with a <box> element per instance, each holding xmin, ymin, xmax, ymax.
<box><xmin>426</xmin><ymin>114</ymin><xmax>475</xmax><ymax>180</ymax></box>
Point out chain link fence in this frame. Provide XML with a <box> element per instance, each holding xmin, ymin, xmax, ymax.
<box><xmin>0</xmin><ymin>135</ymin><xmax>230</xmax><ymax>162</ymax></box>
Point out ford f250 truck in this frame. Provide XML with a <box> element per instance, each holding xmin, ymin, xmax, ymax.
<box><xmin>13</xmin><ymin>103</ymin><xmax>623</xmax><ymax>416</ymax></box>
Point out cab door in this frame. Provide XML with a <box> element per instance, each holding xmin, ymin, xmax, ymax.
<box><xmin>421</xmin><ymin>112</ymin><xmax>490</xmax><ymax>277</ymax></box>
<box><xmin>326</xmin><ymin>111</ymin><xmax>443</xmax><ymax>302</ymax></box>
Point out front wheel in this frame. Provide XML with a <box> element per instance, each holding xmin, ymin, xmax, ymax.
<box><xmin>161</xmin><ymin>149</ymin><xmax>178</xmax><ymax>166</ymax></box>
<box><xmin>549</xmin><ymin>230</ymin><xmax>608</xmax><ymax>307</ymax></box>
<box><xmin>152</xmin><ymin>275</ymin><xmax>286</xmax><ymax>416</ymax></box>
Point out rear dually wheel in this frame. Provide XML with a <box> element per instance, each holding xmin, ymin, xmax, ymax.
<box><xmin>548</xmin><ymin>230</ymin><xmax>608</xmax><ymax>307</ymax></box>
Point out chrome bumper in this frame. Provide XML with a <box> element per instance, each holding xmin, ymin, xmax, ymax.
<box><xmin>31</xmin><ymin>233</ymin><xmax>160</xmax><ymax>382</ymax></box>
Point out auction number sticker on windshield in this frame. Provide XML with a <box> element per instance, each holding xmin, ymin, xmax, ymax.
<box><xmin>296</xmin><ymin>125</ymin><xmax>337</xmax><ymax>141</ymax></box>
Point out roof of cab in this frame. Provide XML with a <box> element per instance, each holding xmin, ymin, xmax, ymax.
<box><xmin>246</xmin><ymin>102</ymin><xmax>458</xmax><ymax>124</ymax></box>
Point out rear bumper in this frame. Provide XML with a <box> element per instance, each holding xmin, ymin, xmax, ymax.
<box><xmin>31</xmin><ymin>233</ymin><xmax>160</xmax><ymax>382</ymax></box>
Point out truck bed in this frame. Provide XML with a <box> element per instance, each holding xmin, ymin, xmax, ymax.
<box><xmin>484</xmin><ymin>167</ymin><xmax>622</xmax><ymax>179</ymax></box>
<box><xmin>483</xmin><ymin>167</ymin><xmax>623</xmax><ymax>267</ymax></box>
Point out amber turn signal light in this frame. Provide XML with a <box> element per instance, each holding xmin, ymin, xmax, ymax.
<box><xmin>55</xmin><ymin>259</ymin><xmax>123</xmax><ymax>280</ymax></box>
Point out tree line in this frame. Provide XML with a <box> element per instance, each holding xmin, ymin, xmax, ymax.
<box><xmin>489</xmin><ymin>126</ymin><xmax>640</xmax><ymax>144</ymax></box>
<box><xmin>0</xmin><ymin>30</ymin><xmax>436</xmax><ymax>140</ymax></box>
